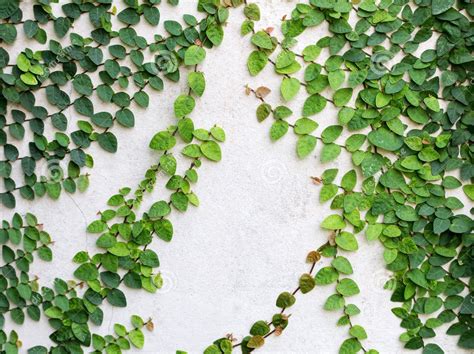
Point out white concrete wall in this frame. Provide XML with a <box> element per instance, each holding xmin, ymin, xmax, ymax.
<box><xmin>2</xmin><ymin>1</ymin><xmax>467</xmax><ymax>353</ymax></box>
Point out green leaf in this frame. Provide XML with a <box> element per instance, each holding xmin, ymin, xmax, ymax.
<box><xmin>204</xmin><ymin>345</ymin><xmax>221</xmax><ymax>354</ymax></box>
<box><xmin>174</xmin><ymin>95</ymin><xmax>195</xmax><ymax>118</ymax></box>
<box><xmin>349</xmin><ymin>325</ymin><xmax>367</xmax><ymax>340</ymax></box>
<box><xmin>340</xmin><ymin>338</ymin><xmax>362</xmax><ymax>354</ymax></box>
<box><xmin>17</xmin><ymin>53</ymin><xmax>31</xmax><ymax>72</ymax></box>
<box><xmin>28</xmin><ymin>347</ymin><xmax>47</xmax><ymax>354</ymax></box>
<box><xmin>366</xmin><ymin>224</ymin><xmax>383</xmax><ymax>241</ymax></box>
<box><xmin>281</xmin><ymin>77</ymin><xmax>300</xmax><ymax>101</ymax></box>
<box><xmin>250</xmin><ymin>321</ymin><xmax>270</xmax><ymax>336</ymax></box>
<box><xmin>442</xmin><ymin>176</ymin><xmax>461</xmax><ymax>189</ymax></box>
<box><xmin>341</xmin><ymin>170</ymin><xmax>356</xmax><ymax>191</ymax></box>
<box><xmin>87</xmin><ymin>220</ymin><xmax>107</xmax><ymax>234</ymax></box>
<box><xmin>321</xmin><ymin>144</ymin><xmax>341</xmax><ymax>163</ymax></box>
<box><xmin>324</xmin><ymin>294</ymin><xmax>344</xmax><ymax>311</ymax></box>
<box><xmin>320</xmin><ymin>184</ymin><xmax>338</xmax><ymax>203</ymax></box>
<box><xmin>182</xmin><ymin>144</ymin><xmax>202</xmax><ymax>158</ymax></box>
<box><xmin>44</xmin><ymin>306</ymin><xmax>63</xmax><ymax>319</ymax></box>
<box><xmin>332</xmin><ymin>256</ymin><xmax>353</xmax><ymax>274</ymax></box>
<box><xmin>247</xmin><ymin>336</ymin><xmax>265</xmax><ymax>349</ymax></box>
<box><xmin>38</xmin><ymin>246</ymin><xmax>52</xmax><ymax>261</ymax></box>
<box><xmin>302</xmin><ymin>45</ymin><xmax>321</xmax><ymax>61</ymax></box>
<box><xmin>144</xmin><ymin>6</ymin><xmax>160</xmax><ymax>25</ymax></box>
<box><xmin>241</xmin><ymin>20</ymin><xmax>254</xmax><ymax>36</ymax></box>
<box><xmin>336</xmin><ymin>278</ymin><xmax>360</xmax><ymax>296</ymax></box>
<box><xmin>251</xmin><ymin>31</ymin><xmax>273</xmax><ymax>49</ymax></box>
<box><xmin>321</xmin><ymin>215</ymin><xmax>346</xmax><ymax>230</ymax></box>
<box><xmin>463</xmin><ymin>185</ymin><xmax>474</xmax><ymax>201</ymax></box>
<box><xmin>247</xmin><ymin>51</ymin><xmax>268</xmax><ymax>76</ymax></box>
<box><xmin>92</xmin><ymin>112</ymin><xmax>113</xmax><ymax>128</ymax></box>
<box><xmin>315</xmin><ymin>267</ymin><xmax>339</xmax><ymax>285</ymax></box>
<box><xmin>459</xmin><ymin>329</ymin><xmax>474</xmax><ymax>349</ymax></box>
<box><xmin>188</xmin><ymin>72</ymin><xmax>206</xmax><ymax>97</ymax></box>
<box><xmin>244</xmin><ymin>4</ymin><xmax>260</xmax><ymax>21</ymax></box>
<box><xmin>276</xmin><ymin>292</ymin><xmax>296</xmax><ymax>308</ymax></box>
<box><xmin>171</xmin><ymin>192</ymin><xmax>188</xmax><ymax>212</ymax></box>
<box><xmin>73</xmin><ymin>74</ymin><xmax>93</xmax><ymax>96</ymax></box>
<box><xmin>333</xmin><ymin>88</ymin><xmax>352</xmax><ymax>107</ymax></box>
<box><xmin>376</xmin><ymin>92</ymin><xmax>391</xmax><ymax>108</ymax></box>
<box><xmin>274</xmin><ymin>106</ymin><xmax>292</xmax><ymax>119</ymax></box>
<box><xmin>149</xmin><ymin>201</ymin><xmax>171</xmax><ymax>218</ymax></box>
<box><xmin>256</xmin><ymin>103</ymin><xmax>272</xmax><ymax>122</ymax></box>
<box><xmin>74</xmin><ymin>263</ymin><xmax>99</xmax><ymax>281</ymax></box>
<box><xmin>97</xmin><ymin>132</ymin><xmax>118</xmax><ymax>153</ymax></box>
<box><xmin>72</xmin><ymin>323</ymin><xmax>90</xmax><ymax>344</ymax></box>
<box><xmin>368</xmin><ymin>127</ymin><xmax>403</xmax><ymax>151</ymax></box>
<box><xmin>114</xmin><ymin>324</ymin><xmax>127</xmax><ymax>337</ymax></box>
<box><xmin>118</xmin><ymin>8</ymin><xmax>140</xmax><ymax>25</ymax></box>
<box><xmin>164</xmin><ymin>20</ymin><xmax>182</xmax><ymax>36</ymax></box>
<box><xmin>299</xmin><ymin>274</ymin><xmax>316</xmax><ymax>294</ymax></box>
<box><xmin>432</xmin><ymin>0</ymin><xmax>454</xmax><ymax>15</ymax></box>
<box><xmin>210</xmin><ymin>126</ymin><xmax>226</xmax><ymax>142</ymax></box>
<box><xmin>106</xmin><ymin>288</ymin><xmax>127</xmax><ymax>307</ymax></box>
<box><xmin>201</xmin><ymin>141</ymin><xmax>222</xmax><ymax>162</ymax></box>
<box><xmin>296</xmin><ymin>135</ymin><xmax>317</xmax><ymax>158</ymax></box>
<box><xmin>303</xmin><ymin>94</ymin><xmax>326</xmax><ymax>116</ymax></box>
<box><xmin>335</xmin><ymin>231</ymin><xmax>358</xmax><ymax>251</ymax></box>
<box><xmin>20</xmin><ymin>72</ymin><xmax>38</xmax><ymax>85</ymax></box>
<box><xmin>134</xmin><ymin>91</ymin><xmax>149</xmax><ymax>108</ymax></box>
<box><xmin>206</xmin><ymin>24</ymin><xmax>223</xmax><ymax>46</ymax></box>
<box><xmin>395</xmin><ymin>205</ymin><xmax>418</xmax><ymax>222</ymax></box>
<box><xmin>0</xmin><ymin>0</ymin><xmax>19</xmax><ymax>20</ymax></box>
<box><xmin>321</xmin><ymin>125</ymin><xmax>342</xmax><ymax>144</ymax></box>
<box><xmin>401</xmin><ymin>155</ymin><xmax>423</xmax><ymax>170</ymax></box>
<box><xmin>419</xmin><ymin>147</ymin><xmax>440</xmax><ymax>162</ymax></box>
<box><xmin>129</xmin><ymin>329</ymin><xmax>144</xmax><ymax>348</ymax></box>
<box><xmin>380</xmin><ymin>169</ymin><xmax>405</xmax><ymax>189</ymax></box>
<box><xmin>184</xmin><ymin>45</ymin><xmax>206</xmax><ymax>66</ymax></box>
<box><xmin>441</xmin><ymin>71</ymin><xmax>457</xmax><ymax>86</ymax></box>
<box><xmin>424</xmin><ymin>297</ymin><xmax>443</xmax><ymax>314</ymax></box>
<box><xmin>294</xmin><ymin>118</ymin><xmax>318</xmax><ymax>134</ymax></box>
<box><xmin>423</xmin><ymin>96</ymin><xmax>440</xmax><ymax>112</ymax></box>
<box><xmin>270</xmin><ymin>120</ymin><xmax>289</xmax><ymax>141</ymax></box>
<box><xmin>131</xmin><ymin>315</ymin><xmax>144</xmax><ymax>328</ymax></box>
<box><xmin>149</xmin><ymin>131</ymin><xmax>176</xmax><ymax>151</ymax></box>
<box><xmin>154</xmin><ymin>219</ymin><xmax>173</xmax><ymax>242</ymax></box>
<box><xmin>422</xmin><ymin>344</ymin><xmax>443</xmax><ymax>354</ymax></box>
<box><xmin>328</xmin><ymin>70</ymin><xmax>345</xmax><ymax>90</ymax></box>
<box><xmin>407</xmin><ymin>269</ymin><xmax>429</xmax><ymax>289</ymax></box>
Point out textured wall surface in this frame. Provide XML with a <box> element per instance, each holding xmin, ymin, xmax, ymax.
<box><xmin>1</xmin><ymin>1</ymin><xmax>468</xmax><ymax>353</ymax></box>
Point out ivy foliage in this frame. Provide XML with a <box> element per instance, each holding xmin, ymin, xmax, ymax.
<box><xmin>1</xmin><ymin>0</ymin><xmax>229</xmax><ymax>353</ymax></box>
<box><xmin>203</xmin><ymin>0</ymin><xmax>473</xmax><ymax>353</ymax></box>
<box><xmin>0</xmin><ymin>212</ymin><xmax>154</xmax><ymax>354</ymax></box>
<box><xmin>1</xmin><ymin>38</ymin><xmax>225</xmax><ymax>354</ymax></box>
<box><xmin>1</xmin><ymin>0</ymin><xmax>473</xmax><ymax>353</ymax></box>
<box><xmin>0</xmin><ymin>0</ymin><xmax>227</xmax><ymax>209</ymax></box>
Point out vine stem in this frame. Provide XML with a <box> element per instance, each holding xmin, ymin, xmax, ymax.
<box><xmin>88</xmin><ymin>61</ymin><xmax>205</xmax><ymax>292</ymax></box>
<box><xmin>231</xmin><ymin>242</ymin><xmax>329</xmax><ymax>348</ymax></box>
<box><xmin>0</xmin><ymin>19</ymin><xmax>213</xmax><ymax>203</ymax></box>
<box><xmin>245</xmin><ymin>85</ymin><xmax>383</xmax><ymax>157</ymax></box>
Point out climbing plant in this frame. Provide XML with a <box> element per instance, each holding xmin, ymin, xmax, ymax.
<box><xmin>0</xmin><ymin>0</ymin><xmax>226</xmax><ymax>209</ymax></box>
<box><xmin>203</xmin><ymin>1</ymin><xmax>473</xmax><ymax>354</ymax></box>
<box><xmin>0</xmin><ymin>211</ymin><xmax>154</xmax><ymax>353</ymax></box>
<box><xmin>1</xmin><ymin>0</ymin><xmax>473</xmax><ymax>354</ymax></box>
<box><xmin>0</xmin><ymin>0</ymin><xmax>229</xmax><ymax>352</ymax></box>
